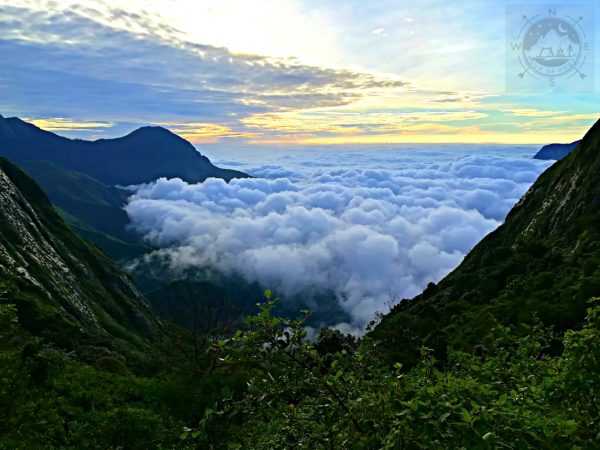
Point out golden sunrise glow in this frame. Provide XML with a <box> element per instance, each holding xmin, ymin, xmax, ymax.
<box><xmin>25</xmin><ymin>118</ymin><xmax>113</xmax><ymax>131</ymax></box>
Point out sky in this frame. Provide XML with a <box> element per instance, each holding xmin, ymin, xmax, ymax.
<box><xmin>0</xmin><ymin>0</ymin><xmax>598</xmax><ymax>145</ymax></box>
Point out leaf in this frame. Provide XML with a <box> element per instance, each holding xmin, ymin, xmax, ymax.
<box><xmin>564</xmin><ymin>419</ymin><xmax>578</xmax><ymax>435</ymax></box>
<box><xmin>439</xmin><ymin>412</ymin><xmax>451</xmax><ymax>422</ymax></box>
<box><xmin>460</xmin><ymin>409</ymin><xmax>472</xmax><ymax>424</ymax></box>
<box><xmin>264</xmin><ymin>289</ymin><xmax>273</xmax><ymax>299</ymax></box>
<box><xmin>482</xmin><ymin>432</ymin><xmax>495</xmax><ymax>441</ymax></box>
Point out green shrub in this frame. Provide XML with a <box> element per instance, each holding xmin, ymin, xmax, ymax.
<box><xmin>94</xmin><ymin>356</ymin><xmax>128</xmax><ymax>374</ymax></box>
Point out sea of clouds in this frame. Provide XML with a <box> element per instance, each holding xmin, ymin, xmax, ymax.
<box><xmin>125</xmin><ymin>145</ymin><xmax>553</xmax><ymax>333</ymax></box>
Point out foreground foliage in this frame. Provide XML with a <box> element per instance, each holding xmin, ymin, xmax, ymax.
<box><xmin>1</xmin><ymin>293</ymin><xmax>599</xmax><ymax>448</ymax></box>
<box><xmin>192</xmin><ymin>293</ymin><xmax>600</xmax><ymax>449</ymax></box>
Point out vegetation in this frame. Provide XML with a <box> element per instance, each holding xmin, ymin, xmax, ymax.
<box><xmin>1</xmin><ymin>290</ymin><xmax>599</xmax><ymax>448</ymax></box>
<box><xmin>14</xmin><ymin>160</ymin><xmax>152</xmax><ymax>260</ymax></box>
<box><xmin>0</xmin><ymin>158</ymin><xmax>161</xmax><ymax>361</ymax></box>
<box><xmin>1</xmin><ymin>119</ymin><xmax>599</xmax><ymax>447</ymax></box>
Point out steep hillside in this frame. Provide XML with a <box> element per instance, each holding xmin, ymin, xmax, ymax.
<box><xmin>372</xmin><ymin>119</ymin><xmax>600</xmax><ymax>364</ymax></box>
<box><xmin>18</xmin><ymin>160</ymin><xmax>151</xmax><ymax>260</ymax></box>
<box><xmin>533</xmin><ymin>140</ymin><xmax>580</xmax><ymax>160</ymax></box>
<box><xmin>0</xmin><ymin>114</ymin><xmax>248</xmax><ymax>185</ymax></box>
<box><xmin>19</xmin><ymin>160</ymin><xmax>131</xmax><ymax>238</ymax></box>
<box><xmin>0</xmin><ymin>157</ymin><xmax>162</xmax><ymax>357</ymax></box>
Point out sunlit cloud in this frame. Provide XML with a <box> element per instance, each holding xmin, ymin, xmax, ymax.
<box><xmin>241</xmin><ymin>110</ymin><xmax>489</xmax><ymax>135</ymax></box>
<box><xmin>161</xmin><ymin>122</ymin><xmax>262</xmax><ymax>144</ymax></box>
<box><xmin>502</xmin><ymin>109</ymin><xmax>566</xmax><ymax>117</ymax></box>
<box><xmin>24</xmin><ymin>117</ymin><xmax>113</xmax><ymax>131</ymax></box>
<box><xmin>514</xmin><ymin>113</ymin><xmax>600</xmax><ymax>131</ymax></box>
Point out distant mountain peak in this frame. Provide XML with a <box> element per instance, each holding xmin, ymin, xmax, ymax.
<box><xmin>0</xmin><ymin>115</ymin><xmax>249</xmax><ymax>185</ymax></box>
<box><xmin>533</xmin><ymin>140</ymin><xmax>581</xmax><ymax>160</ymax></box>
<box><xmin>128</xmin><ymin>125</ymin><xmax>175</xmax><ymax>136</ymax></box>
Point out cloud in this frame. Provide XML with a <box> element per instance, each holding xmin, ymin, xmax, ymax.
<box><xmin>125</xmin><ymin>152</ymin><xmax>552</xmax><ymax>330</ymax></box>
<box><xmin>0</xmin><ymin>2</ymin><xmax>407</xmax><ymax>126</ymax></box>
<box><xmin>23</xmin><ymin>117</ymin><xmax>113</xmax><ymax>131</ymax></box>
<box><xmin>240</xmin><ymin>110</ymin><xmax>489</xmax><ymax>135</ymax></box>
<box><xmin>235</xmin><ymin>110</ymin><xmax>492</xmax><ymax>144</ymax></box>
<box><xmin>502</xmin><ymin>109</ymin><xmax>565</xmax><ymax>117</ymax></box>
<box><xmin>159</xmin><ymin>122</ymin><xmax>262</xmax><ymax>144</ymax></box>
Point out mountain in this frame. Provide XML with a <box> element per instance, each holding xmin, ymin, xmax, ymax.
<box><xmin>0</xmin><ymin>114</ymin><xmax>248</xmax><ymax>185</ymax></box>
<box><xmin>18</xmin><ymin>160</ymin><xmax>151</xmax><ymax>260</ymax></box>
<box><xmin>56</xmin><ymin>208</ymin><xmax>152</xmax><ymax>261</ymax></box>
<box><xmin>18</xmin><ymin>160</ymin><xmax>130</xmax><ymax>237</ymax></box>
<box><xmin>372</xmin><ymin>119</ymin><xmax>600</xmax><ymax>365</ymax></box>
<box><xmin>0</xmin><ymin>157</ymin><xmax>163</xmax><ymax>358</ymax></box>
<box><xmin>533</xmin><ymin>140</ymin><xmax>580</xmax><ymax>160</ymax></box>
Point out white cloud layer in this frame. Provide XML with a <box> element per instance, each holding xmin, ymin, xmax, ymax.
<box><xmin>125</xmin><ymin>148</ymin><xmax>552</xmax><ymax>330</ymax></box>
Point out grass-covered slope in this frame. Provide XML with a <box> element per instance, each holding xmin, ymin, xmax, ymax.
<box><xmin>372</xmin><ymin>119</ymin><xmax>600</xmax><ymax>364</ymax></box>
<box><xmin>18</xmin><ymin>160</ymin><xmax>132</xmax><ymax>238</ymax></box>
<box><xmin>0</xmin><ymin>157</ymin><xmax>162</xmax><ymax>357</ymax></box>
<box><xmin>18</xmin><ymin>160</ymin><xmax>152</xmax><ymax>260</ymax></box>
<box><xmin>56</xmin><ymin>208</ymin><xmax>151</xmax><ymax>261</ymax></box>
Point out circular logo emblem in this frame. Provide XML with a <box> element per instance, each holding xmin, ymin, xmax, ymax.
<box><xmin>521</xmin><ymin>17</ymin><xmax>581</xmax><ymax>78</ymax></box>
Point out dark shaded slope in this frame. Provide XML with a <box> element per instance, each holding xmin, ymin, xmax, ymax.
<box><xmin>533</xmin><ymin>140</ymin><xmax>580</xmax><ymax>160</ymax></box>
<box><xmin>18</xmin><ymin>160</ymin><xmax>152</xmax><ymax>260</ymax></box>
<box><xmin>0</xmin><ymin>115</ymin><xmax>248</xmax><ymax>185</ymax></box>
<box><xmin>19</xmin><ymin>160</ymin><xmax>132</xmax><ymax>239</ymax></box>
<box><xmin>0</xmin><ymin>157</ymin><xmax>162</xmax><ymax>356</ymax></box>
<box><xmin>372</xmin><ymin>119</ymin><xmax>600</xmax><ymax>365</ymax></box>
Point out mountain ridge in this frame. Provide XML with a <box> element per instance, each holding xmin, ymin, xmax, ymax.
<box><xmin>533</xmin><ymin>140</ymin><xmax>580</xmax><ymax>160</ymax></box>
<box><xmin>0</xmin><ymin>115</ymin><xmax>248</xmax><ymax>185</ymax></box>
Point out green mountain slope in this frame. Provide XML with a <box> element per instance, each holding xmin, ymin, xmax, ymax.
<box><xmin>372</xmin><ymin>119</ymin><xmax>600</xmax><ymax>364</ymax></box>
<box><xmin>0</xmin><ymin>157</ymin><xmax>162</xmax><ymax>357</ymax></box>
<box><xmin>18</xmin><ymin>160</ymin><xmax>152</xmax><ymax>260</ymax></box>
<box><xmin>18</xmin><ymin>160</ymin><xmax>131</xmax><ymax>237</ymax></box>
<box><xmin>56</xmin><ymin>207</ymin><xmax>151</xmax><ymax>261</ymax></box>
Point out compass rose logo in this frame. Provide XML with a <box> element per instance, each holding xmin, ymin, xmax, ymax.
<box><xmin>507</xmin><ymin>7</ymin><xmax>593</xmax><ymax>91</ymax></box>
<box><xmin>522</xmin><ymin>17</ymin><xmax>583</xmax><ymax>78</ymax></box>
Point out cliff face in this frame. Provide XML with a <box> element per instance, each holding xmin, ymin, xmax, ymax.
<box><xmin>372</xmin><ymin>120</ymin><xmax>600</xmax><ymax>365</ymax></box>
<box><xmin>0</xmin><ymin>158</ymin><xmax>161</xmax><ymax>355</ymax></box>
